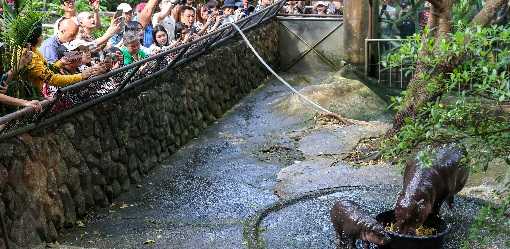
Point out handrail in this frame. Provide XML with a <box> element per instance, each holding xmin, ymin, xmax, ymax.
<box><xmin>0</xmin><ymin>0</ymin><xmax>286</xmax><ymax>138</ymax></box>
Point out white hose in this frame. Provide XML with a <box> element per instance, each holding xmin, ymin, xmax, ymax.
<box><xmin>230</xmin><ymin>23</ymin><xmax>335</xmax><ymax>115</ymax></box>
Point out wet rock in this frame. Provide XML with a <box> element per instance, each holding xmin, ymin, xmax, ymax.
<box><xmin>275</xmin><ymin>159</ymin><xmax>401</xmax><ymax>198</ymax></box>
<box><xmin>130</xmin><ymin>171</ymin><xmax>141</xmax><ymax>184</ymax></box>
<box><xmin>58</xmin><ymin>186</ymin><xmax>76</xmax><ymax>228</ymax></box>
<box><xmin>297</xmin><ymin>124</ymin><xmax>390</xmax><ymax>157</ymax></box>
<box><xmin>73</xmin><ymin>190</ymin><xmax>86</xmax><ymax>217</ymax></box>
<box><xmin>92</xmin><ymin>186</ymin><xmax>108</xmax><ymax>208</ymax></box>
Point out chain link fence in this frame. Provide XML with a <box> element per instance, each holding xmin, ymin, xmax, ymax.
<box><xmin>0</xmin><ymin>0</ymin><xmax>285</xmax><ymax>139</ymax></box>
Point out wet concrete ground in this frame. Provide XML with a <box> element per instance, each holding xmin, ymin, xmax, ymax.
<box><xmin>60</xmin><ymin>73</ymin><xmax>486</xmax><ymax>249</ymax></box>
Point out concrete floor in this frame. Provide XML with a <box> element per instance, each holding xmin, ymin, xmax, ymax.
<box><xmin>59</xmin><ymin>73</ymin><xmax>486</xmax><ymax>249</ymax></box>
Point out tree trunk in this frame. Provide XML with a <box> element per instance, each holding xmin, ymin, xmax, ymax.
<box><xmin>388</xmin><ymin>0</ymin><xmax>505</xmax><ymax>136</ymax></box>
<box><xmin>471</xmin><ymin>0</ymin><xmax>509</xmax><ymax>26</ymax></box>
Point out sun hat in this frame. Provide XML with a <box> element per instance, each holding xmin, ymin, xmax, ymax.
<box><xmin>315</xmin><ymin>1</ymin><xmax>327</xmax><ymax>7</ymax></box>
<box><xmin>117</xmin><ymin>3</ymin><xmax>133</xmax><ymax>13</ymax></box>
<box><xmin>64</xmin><ymin>39</ymin><xmax>95</xmax><ymax>51</ymax></box>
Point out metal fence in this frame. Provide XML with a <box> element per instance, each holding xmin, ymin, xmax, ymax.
<box><xmin>278</xmin><ymin>14</ymin><xmax>344</xmax><ymax>72</ymax></box>
<box><xmin>364</xmin><ymin>38</ymin><xmax>409</xmax><ymax>89</ymax></box>
<box><xmin>0</xmin><ymin>0</ymin><xmax>285</xmax><ymax>140</ymax></box>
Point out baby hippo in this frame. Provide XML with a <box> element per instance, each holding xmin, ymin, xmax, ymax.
<box><xmin>331</xmin><ymin>200</ymin><xmax>389</xmax><ymax>249</ymax></box>
<box><xmin>395</xmin><ymin>144</ymin><xmax>469</xmax><ymax>235</ymax></box>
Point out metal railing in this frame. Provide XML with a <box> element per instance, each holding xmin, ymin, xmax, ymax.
<box><xmin>364</xmin><ymin>38</ymin><xmax>408</xmax><ymax>89</ymax></box>
<box><xmin>277</xmin><ymin>14</ymin><xmax>344</xmax><ymax>72</ymax></box>
<box><xmin>0</xmin><ymin>0</ymin><xmax>285</xmax><ymax>139</ymax></box>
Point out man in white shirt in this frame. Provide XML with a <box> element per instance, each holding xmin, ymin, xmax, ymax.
<box><xmin>152</xmin><ymin>0</ymin><xmax>181</xmax><ymax>42</ymax></box>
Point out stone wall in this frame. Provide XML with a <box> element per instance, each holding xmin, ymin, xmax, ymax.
<box><xmin>0</xmin><ymin>20</ymin><xmax>278</xmax><ymax>248</ymax></box>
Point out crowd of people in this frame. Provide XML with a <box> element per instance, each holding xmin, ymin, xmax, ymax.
<box><xmin>0</xmin><ymin>0</ymin><xmax>279</xmax><ymax>113</ymax></box>
<box><xmin>0</xmin><ymin>0</ymin><xmax>411</xmax><ymax>116</ymax></box>
<box><xmin>379</xmin><ymin>0</ymin><xmax>430</xmax><ymax>38</ymax></box>
<box><xmin>280</xmin><ymin>1</ymin><xmax>343</xmax><ymax>15</ymax></box>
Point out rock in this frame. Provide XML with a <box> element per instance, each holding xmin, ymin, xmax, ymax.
<box><xmin>130</xmin><ymin>170</ymin><xmax>141</xmax><ymax>184</ymax></box>
<box><xmin>90</xmin><ymin>168</ymin><xmax>106</xmax><ymax>186</ymax></box>
<box><xmin>274</xmin><ymin>74</ymin><xmax>391</xmax><ymax>122</ymax></box>
<box><xmin>112</xmin><ymin>180</ymin><xmax>122</xmax><ymax>197</ymax></box>
<box><xmin>73</xmin><ymin>190</ymin><xmax>86</xmax><ymax>217</ymax></box>
<box><xmin>274</xmin><ymin>159</ymin><xmax>401</xmax><ymax>198</ymax></box>
<box><xmin>58</xmin><ymin>186</ymin><xmax>76</xmax><ymax>228</ymax></box>
<box><xmin>121</xmin><ymin>178</ymin><xmax>131</xmax><ymax>192</ymax></box>
<box><xmin>9</xmin><ymin>211</ymin><xmax>41</xmax><ymax>246</ymax></box>
<box><xmin>67</xmin><ymin>167</ymin><xmax>81</xmax><ymax>195</ymax></box>
<box><xmin>298</xmin><ymin>124</ymin><xmax>390</xmax><ymax>157</ymax></box>
<box><xmin>92</xmin><ymin>186</ymin><xmax>108</xmax><ymax>208</ymax></box>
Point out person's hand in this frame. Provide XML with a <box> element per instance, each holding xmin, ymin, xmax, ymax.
<box><xmin>182</xmin><ymin>32</ymin><xmax>192</xmax><ymax>43</ymax></box>
<box><xmin>215</xmin><ymin>14</ymin><xmax>222</xmax><ymax>23</ymax></box>
<box><xmin>23</xmin><ymin>100</ymin><xmax>42</xmax><ymax>112</ymax></box>
<box><xmin>91</xmin><ymin>0</ymin><xmax>100</xmax><ymax>12</ymax></box>
<box><xmin>81</xmin><ymin>67</ymin><xmax>100</xmax><ymax>78</ymax></box>
<box><xmin>152</xmin><ymin>46</ymin><xmax>162</xmax><ymax>54</ymax></box>
<box><xmin>107</xmin><ymin>17</ymin><xmax>123</xmax><ymax>35</ymax></box>
<box><xmin>0</xmin><ymin>85</ymin><xmax>7</xmax><ymax>95</ymax></box>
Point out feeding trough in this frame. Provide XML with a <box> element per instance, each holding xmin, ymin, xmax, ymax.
<box><xmin>375</xmin><ymin>210</ymin><xmax>451</xmax><ymax>249</ymax></box>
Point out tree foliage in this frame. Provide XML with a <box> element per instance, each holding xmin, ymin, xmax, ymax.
<box><xmin>382</xmin><ymin>24</ymin><xmax>510</xmax><ymax>172</ymax></box>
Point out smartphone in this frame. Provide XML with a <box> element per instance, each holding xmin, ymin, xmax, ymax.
<box><xmin>117</xmin><ymin>16</ymin><xmax>126</xmax><ymax>31</ymax></box>
<box><xmin>114</xmin><ymin>9</ymin><xmax>123</xmax><ymax>19</ymax></box>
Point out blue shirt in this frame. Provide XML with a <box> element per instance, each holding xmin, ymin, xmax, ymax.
<box><xmin>40</xmin><ymin>36</ymin><xmax>62</xmax><ymax>64</ymax></box>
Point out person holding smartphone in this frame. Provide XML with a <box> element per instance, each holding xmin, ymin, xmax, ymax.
<box><xmin>53</xmin><ymin>0</ymin><xmax>101</xmax><ymax>36</ymax></box>
<box><xmin>108</xmin><ymin>3</ymin><xmax>134</xmax><ymax>47</ymax></box>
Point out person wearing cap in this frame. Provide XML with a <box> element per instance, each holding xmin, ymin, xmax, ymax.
<box><xmin>109</xmin><ymin>3</ymin><xmax>134</xmax><ymax>47</ymax></box>
<box><xmin>221</xmin><ymin>0</ymin><xmax>238</xmax><ymax>25</ymax></box>
<box><xmin>313</xmin><ymin>1</ymin><xmax>328</xmax><ymax>15</ymax></box>
<box><xmin>41</xmin><ymin>18</ymin><xmax>80</xmax><ymax>64</ymax></box>
<box><xmin>53</xmin><ymin>0</ymin><xmax>101</xmax><ymax>36</ymax></box>
<box><xmin>152</xmin><ymin>0</ymin><xmax>181</xmax><ymax>43</ymax></box>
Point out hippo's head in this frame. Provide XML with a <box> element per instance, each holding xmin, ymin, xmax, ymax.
<box><xmin>394</xmin><ymin>198</ymin><xmax>432</xmax><ymax>235</ymax></box>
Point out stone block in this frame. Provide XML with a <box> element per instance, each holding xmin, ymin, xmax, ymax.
<box><xmin>58</xmin><ymin>186</ymin><xmax>76</xmax><ymax>228</ymax></box>
<box><xmin>91</xmin><ymin>168</ymin><xmax>106</xmax><ymax>186</ymax></box>
<box><xmin>92</xmin><ymin>186</ymin><xmax>108</xmax><ymax>208</ymax></box>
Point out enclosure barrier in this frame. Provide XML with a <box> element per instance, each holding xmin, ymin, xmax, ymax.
<box><xmin>364</xmin><ymin>38</ymin><xmax>408</xmax><ymax>89</ymax></box>
<box><xmin>0</xmin><ymin>0</ymin><xmax>286</xmax><ymax>140</ymax></box>
<box><xmin>277</xmin><ymin>14</ymin><xmax>344</xmax><ymax>72</ymax></box>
